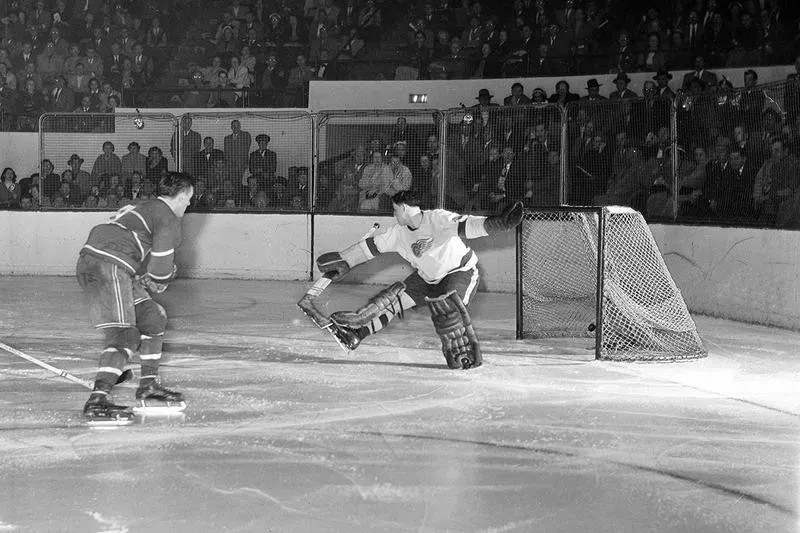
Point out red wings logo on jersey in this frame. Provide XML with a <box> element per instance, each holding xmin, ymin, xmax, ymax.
<box><xmin>411</xmin><ymin>237</ymin><xmax>433</xmax><ymax>257</ymax></box>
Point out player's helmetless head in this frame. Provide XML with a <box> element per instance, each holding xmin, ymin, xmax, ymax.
<box><xmin>160</xmin><ymin>172</ymin><xmax>196</xmax><ymax>217</ymax></box>
<box><xmin>391</xmin><ymin>190</ymin><xmax>422</xmax><ymax>227</ymax></box>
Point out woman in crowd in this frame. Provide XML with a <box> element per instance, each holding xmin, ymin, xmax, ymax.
<box><xmin>358</xmin><ymin>149</ymin><xmax>392</xmax><ymax>211</ymax></box>
<box><xmin>145</xmin><ymin>146</ymin><xmax>168</xmax><ymax>187</ymax></box>
<box><xmin>0</xmin><ymin>167</ymin><xmax>21</xmax><ymax>208</ymax></box>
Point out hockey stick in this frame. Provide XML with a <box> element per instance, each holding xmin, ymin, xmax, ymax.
<box><xmin>297</xmin><ymin>222</ymin><xmax>380</xmax><ymax>330</ymax></box>
<box><xmin>0</xmin><ymin>340</ymin><xmax>93</xmax><ymax>390</ymax></box>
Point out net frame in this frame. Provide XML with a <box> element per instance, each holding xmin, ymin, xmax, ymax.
<box><xmin>516</xmin><ymin>206</ymin><xmax>706</xmax><ymax>362</ymax></box>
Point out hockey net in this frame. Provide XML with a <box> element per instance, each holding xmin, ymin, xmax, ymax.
<box><xmin>517</xmin><ymin>207</ymin><xmax>706</xmax><ymax>361</ymax></box>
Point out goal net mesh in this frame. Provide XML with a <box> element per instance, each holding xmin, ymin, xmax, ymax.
<box><xmin>518</xmin><ymin>207</ymin><xmax>706</xmax><ymax>362</ymax></box>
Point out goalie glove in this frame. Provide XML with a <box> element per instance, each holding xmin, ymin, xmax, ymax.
<box><xmin>316</xmin><ymin>251</ymin><xmax>351</xmax><ymax>282</ymax></box>
<box><xmin>484</xmin><ymin>201</ymin><xmax>524</xmax><ymax>235</ymax></box>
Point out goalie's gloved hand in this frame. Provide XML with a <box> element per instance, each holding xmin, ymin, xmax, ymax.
<box><xmin>484</xmin><ymin>201</ymin><xmax>524</xmax><ymax>235</ymax></box>
<box><xmin>317</xmin><ymin>251</ymin><xmax>350</xmax><ymax>282</ymax></box>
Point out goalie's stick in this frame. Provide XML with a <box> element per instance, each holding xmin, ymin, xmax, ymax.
<box><xmin>297</xmin><ymin>222</ymin><xmax>380</xmax><ymax>330</ymax></box>
<box><xmin>0</xmin><ymin>340</ymin><xmax>93</xmax><ymax>390</ymax></box>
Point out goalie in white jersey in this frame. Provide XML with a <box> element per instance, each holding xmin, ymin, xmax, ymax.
<box><xmin>317</xmin><ymin>190</ymin><xmax>523</xmax><ymax>369</ymax></box>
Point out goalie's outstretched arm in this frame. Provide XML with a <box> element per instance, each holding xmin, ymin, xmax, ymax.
<box><xmin>458</xmin><ymin>201</ymin><xmax>524</xmax><ymax>239</ymax></box>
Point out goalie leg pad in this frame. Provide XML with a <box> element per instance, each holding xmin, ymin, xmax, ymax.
<box><xmin>331</xmin><ymin>282</ymin><xmax>407</xmax><ymax>328</ymax></box>
<box><xmin>426</xmin><ymin>291</ymin><xmax>482</xmax><ymax>370</ymax></box>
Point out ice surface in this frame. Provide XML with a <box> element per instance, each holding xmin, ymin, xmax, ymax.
<box><xmin>0</xmin><ymin>277</ymin><xmax>798</xmax><ymax>533</ymax></box>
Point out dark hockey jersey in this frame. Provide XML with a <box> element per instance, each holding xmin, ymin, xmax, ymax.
<box><xmin>80</xmin><ymin>199</ymin><xmax>182</xmax><ymax>281</ymax></box>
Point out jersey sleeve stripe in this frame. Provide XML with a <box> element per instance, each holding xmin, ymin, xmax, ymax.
<box><xmin>365</xmin><ymin>237</ymin><xmax>381</xmax><ymax>257</ymax></box>
<box><xmin>130</xmin><ymin>210</ymin><xmax>152</xmax><ymax>234</ymax></box>
<box><xmin>150</xmin><ymin>248</ymin><xmax>174</xmax><ymax>257</ymax></box>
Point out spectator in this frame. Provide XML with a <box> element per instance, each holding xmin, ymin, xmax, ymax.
<box><xmin>704</xmin><ymin>148</ymin><xmax>756</xmax><ymax>222</ymax></box>
<box><xmin>248</xmin><ymin>133</ymin><xmax>277</xmax><ymax>188</ymax></box>
<box><xmin>228</xmin><ymin>56</ymin><xmax>250</xmax><ymax>104</ymax></box>
<box><xmin>609</xmin><ymin>30</ymin><xmax>636</xmax><ymax>74</ymax></box>
<box><xmin>128</xmin><ymin>172</ymin><xmax>145</xmax><ymax>201</ymax></box>
<box><xmin>609</xmin><ymin>72</ymin><xmax>637</xmax><ymax>99</ymax></box>
<box><xmin>753</xmin><ymin>136</ymin><xmax>800</xmax><ymax>225</ymax></box>
<box><xmin>91</xmin><ymin>141</ymin><xmax>122</xmax><ymax>182</ymax></box>
<box><xmin>0</xmin><ymin>63</ymin><xmax>17</xmax><ymax>91</ymax></box>
<box><xmin>15</xmin><ymin>78</ymin><xmax>44</xmax><ymax>131</ymax></box>
<box><xmin>485</xmin><ymin>145</ymin><xmax>524</xmax><ymax>214</ymax></box>
<box><xmin>474</xmin><ymin>144</ymin><xmax>502</xmax><ymax>211</ymax></box>
<box><xmin>40</xmin><ymin>159</ymin><xmax>61</xmax><ymax>201</ymax></box>
<box><xmin>83</xmin><ymin>47</ymin><xmax>104</xmax><ymax>80</ymax></box>
<box><xmin>64</xmin><ymin>44</ymin><xmax>83</xmax><ymax>75</ymax></box>
<box><xmin>196</xmin><ymin>136</ymin><xmax>224</xmax><ymax>180</ymax></box>
<box><xmin>0</xmin><ymin>167</ymin><xmax>21</xmax><ymax>208</ymax></box>
<box><xmin>504</xmin><ymin>82</ymin><xmax>531</xmax><ymax>107</ymax></box>
<box><xmin>145</xmin><ymin>16</ymin><xmax>168</xmax><ymax>55</ymax></box>
<box><xmin>593</xmin><ymin>146</ymin><xmax>655</xmax><ymax>210</ymax></box>
<box><xmin>638</xmin><ymin>32</ymin><xmax>667</xmax><ymax>73</ymax></box>
<box><xmin>209</xmin><ymin>70</ymin><xmax>237</xmax><ymax>108</ymax></box>
<box><xmin>548</xmin><ymin>80</ymin><xmax>580</xmax><ymax>110</ymax></box>
<box><xmin>358</xmin><ymin>149</ymin><xmax>393</xmax><ymax>211</ymax></box>
<box><xmin>36</xmin><ymin>42</ymin><xmax>64</xmax><ymax>85</ymax></box>
<box><xmin>17</xmin><ymin>62</ymin><xmax>43</xmax><ymax>93</ymax></box>
<box><xmin>54</xmin><ymin>180</ymin><xmax>81</xmax><ymax>207</ymax></box>
<box><xmin>170</xmin><ymin>116</ymin><xmax>202</xmax><ymax>176</ymax></box>
<box><xmin>582</xmin><ymin>78</ymin><xmax>606</xmax><ymax>101</ymax></box>
<box><xmin>67</xmin><ymin>154</ymin><xmax>92</xmax><ymax>194</ymax></box>
<box><xmin>224</xmin><ymin>119</ymin><xmax>252</xmax><ymax>185</ymax></box>
<box><xmin>287</xmin><ymin>166</ymin><xmax>310</xmax><ymax>209</ymax></box>
<box><xmin>259</xmin><ymin>52</ymin><xmax>287</xmax><ymax>107</ymax></box>
<box><xmin>654</xmin><ymin>68</ymin><xmax>675</xmax><ymax>100</ymax></box>
<box><xmin>285</xmin><ymin>53</ymin><xmax>314</xmax><ymax>107</ymax></box>
<box><xmin>472</xmin><ymin>42</ymin><xmax>502</xmax><ymax>79</ymax></box>
<box><xmin>29</xmin><ymin>183</ymin><xmax>49</xmax><ymax>208</ymax></box>
<box><xmin>144</xmin><ymin>146</ymin><xmax>168</xmax><ymax>187</ymax></box>
<box><xmin>682</xmin><ymin>55</ymin><xmax>718</xmax><ymax>91</ymax></box>
<box><xmin>47</xmin><ymin>75</ymin><xmax>74</xmax><ymax>112</ymax></box>
<box><xmin>385</xmin><ymin>148</ymin><xmax>413</xmax><ymax>203</ymax></box>
<box><xmin>121</xmin><ymin>141</ymin><xmax>147</xmax><ymax>180</ymax></box>
<box><xmin>326</xmin><ymin>170</ymin><xmax>360</xmax><ymax>212</ymax></box>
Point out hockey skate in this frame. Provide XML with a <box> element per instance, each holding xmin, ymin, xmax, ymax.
<box><xmin>326</xmin><ymin>323</ymin><xmax>362</xmax><ymax>354</ymax></box>
<box><xmin>83</xmin><ymin>394</ymin><xmax>135</xmax><ymax>427</ymax></box>
<box><xmin>132</xmin><ymin>381</ymin><xmax>186</xmax><ymax>415</ymax></box>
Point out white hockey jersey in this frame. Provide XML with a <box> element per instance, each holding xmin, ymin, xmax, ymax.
<box><xmin>369</xmin><ymin>209</ymin><xmax>478</xmax><ymax>283</ymax></box>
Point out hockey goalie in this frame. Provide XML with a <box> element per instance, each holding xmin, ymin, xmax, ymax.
<box><xmin>299</xmin><ymin>190</ymin><xmax>523</xmax><ymax>369</ymax></box>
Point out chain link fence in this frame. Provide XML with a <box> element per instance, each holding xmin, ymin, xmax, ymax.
<box><xmin>179</xmin><ymin>110</ymin><xmax>313</xmax><ymax>212</ymax></box>
<box><xmin>38</xmin><ymin>112</ymin><xmax>177</xmax><ymax>209</ymax></box>
<box><xmin>16</xmin><ymin>79</ymin><xmax>800</xmax><ymax>228</ymax></box>
<box><xmin>314</xmin><ymin>109</ymin><xmax>442</xmax><ymax>214</ymax></box>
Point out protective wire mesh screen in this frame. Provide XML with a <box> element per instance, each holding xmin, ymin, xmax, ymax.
<box><xmin>39</xmin><ymin>112</ymin><xmax>177</xmax><ymax>209</ymax></box>
<box><xmin>443</xmin><ymin>104</ymin><xmax>563</xmax><ymax>215</ymax></box>
<box><xmin>315</xmin><ymin>110</ymin><xmax>441</xmax><ymax>214</ymax></box>
<box><xmin>674</xmin><ymin>80</ymin><xmax>789</xmax><ymax>226</ymax></box>
<box><xmin>181</xmin><ymin>111</ymin><xmax>313</xmax><ymax>212</ymax></box>
<box><xmin>563</xmin><ymin>97</ymin><xmax>675</xmax><ymax>215</ymax></box>
<box><xmin>519</xmin><ymin>207</ymin><xmax>706</xmax><ymax>362</ymax></box>
<box><xmin>518</xmin><ymin>210</ymin><xmax>599</xmax><ymax>339</ymax></box>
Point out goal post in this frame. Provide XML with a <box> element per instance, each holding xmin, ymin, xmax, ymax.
<box><xmin>516</xmin><ymin>206</ymin><xmax>706</xmax><ymax>362</ymax></box>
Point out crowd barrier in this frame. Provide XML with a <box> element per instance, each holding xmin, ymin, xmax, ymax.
<box><xmin>5</xmin><ymin>76</ymin><xmax>797</xmax><ymax>230</ymax></box>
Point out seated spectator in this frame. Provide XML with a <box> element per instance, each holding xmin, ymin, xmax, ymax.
<box><xmin>15</xmin><ymin>78</ymin><xmax>44</xmax><ymax>131</ymax></box>
<box><xmin>145</xmin><ymin>146</ymin><xmax>168</xmax><ymax>187</ymax></box>
<box><xmin>0</xmin><ymin>167</ymin><xmax>21</xmax><ymax>208</ymax></box>
<box><xmin>609</xmin><ymin>30</ymin><xmax>636</xmax><ymax>74</ymax></box>
<box><xmin>270</xmin><ymin>176</ymin><xmax>291</xmax><ymax>209</ymax></box>
<box><xmin>284</xmin><ymin>53</ymin><xmax>314</xmax><ymax>107</ymax></box>
<box><xmin>287</xmin><ymin>166</ymin><xmax>310</xmax><ymax>209</ymax></box>
<box><xmin>638</xmin><ymin>32</ymin><xmax>667</xmax><ymax>72</ymax></box>
<box><xmin>593</xmin><ymin>146</ymin><xmax>656</xmax><ymax>211</ymax></box>
<box><xmin>358</xmin><ymin>149</ymin><xmax>393</xmax><ymax>211</ymax></box>
<box><xmin>19</xmin><ymin>195</ymin><xmax>34</xmax><ymax>210</ymax></box>
<box><xmin>504</xmin><ymin>82</ymin><xmax>531</xmax><ymax>107</ymax></box>
<box><xmin>47</xmin><ymin>75</ymin><xmax>75</xmax><ymax>112</ymax></box>
<box><xmin>54</xmin><ymin>180</ymin><xmax>81</xmax><ymax>208</ymax></box>
<box><xmin>188</xmin><ymin>179</ymin><xmax>213</xmax><ymax>212</ymax></box>
<box><xmin>91</xmin><ymin>142</ymin><xmax>122</xmax><ymax>182</ymax></box>
<box><xmin>682</xmin><ymin>55</ymin><xmax>718</xmax><ymax>91</ymax></box>
<box><xmin>209</xmin><ymin>70</ymin><xmax>237</xmax><ymax>108</ymax></box>
<box><xmin>0</xmin><ymin>63</ymin><xmax>17</xmax><ymax>91</ymax></box>
<box><xmin>259</xmin><ymin>52</ymin><xmax>286</xmax><ymax>107</ymax></box>
<box><xmin>121</xmin><ymin>142</ymin><xmax>146</xmax><ymax>180</ymax></box>
<box><xmin>40</xmin><ymin>159</ymin><xmax>61</xmax><ymax>200</ymax></box>
<box><xmin>753</xmin><ymin>136</ymin><xmax>800</xmax><ymax>225</ymax></box>
<box><xmin>326</xmin><ymin>170</ymin><xmax>360</xmax><ymax>212</ymax></box>
<box><xmin>29</xmin><ymin>184</ymin><xmax>49</xmax><ymax>208</ymax></box>
<box><xmin>249</xmin><ymin>189</ymin><xmax>270</xmax><ymax>211</ymax></box>
<box><xmin>485</xmin><ymin>145</ymin><xmax>524</xmax><ymax>214</ymax></box>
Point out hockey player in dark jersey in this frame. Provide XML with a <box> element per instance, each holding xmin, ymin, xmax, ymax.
<box><xmin>316</xmin><ymin>190</ymin><xmax>523</xmax><ymax>370</ymax></box>
<box><xmin>76</xmin><ymin>172</ymin><xmax>195</xmax><ymax>424</ymax></box>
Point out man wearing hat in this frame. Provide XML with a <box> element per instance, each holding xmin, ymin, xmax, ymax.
<box><xmin>582</xmin><ymin>78</ymin><xmax>605</xmax><ymax>101</ymax></box>
<box><xmin>68</xmin><ymin>153</ymin><xmax>92</xmax><ymax>197</ymax></box>
<box><xmin>249</xmin><ymin>134</ymin><xmax>277</xmax><ymax>190</ymax></box>
<box><xmin>653</xmin><ymin>68</ymin><xmax>675</xmax><ymax>100</ymax></box>
<box><xmin>609</xmin><ymin>72</ymin><xmax>637</xmax><ymax>99</ymax></box>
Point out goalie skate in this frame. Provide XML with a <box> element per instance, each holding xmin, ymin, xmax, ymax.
<box><xmin>132</xmin><ymin>382</ymin><xmax>186</xmax><ymax>415</ymax></box>
<box><xmin>324</xmin><ymin>323</ymin><xmax>361</xmax><ymax>354</ymax></box>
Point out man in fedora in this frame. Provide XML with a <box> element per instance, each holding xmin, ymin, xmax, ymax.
<box><xmin>248</xmin><ymin>133</ymin><xmax>277</xmax><ymax>190</ymax></box>
<box><xmin>653</xmin><ymin>68</ymin><xmax>675</xmax><ymax>100</ymax></box>
<box><xmin>475</xmin><ymin>88</ymin><xmax>498</xmax><ymax>108</ymax></box>
<box><xmin>582</xmin><ymin>78</ymin><xmax>605</xmax><ymax>101</ymax></box>
<box><xmin>609</xmin><ymin>72</ymin><xmax>637</xmax><ymax>99</ymax></box>
<box><xmin>68</xmin><ymin>153</ymin><xmax>92</xmax><ymax>198</ymax></box>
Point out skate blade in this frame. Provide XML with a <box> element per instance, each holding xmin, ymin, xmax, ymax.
<box><xmin>132</xmin><ymin>400</ymin><xmax>187</xmax><ymax>415</ymax></box>
<box><xmin>86</xmin><ymin>417</ymin><xmax>136</xmax><ymax>428</ymax></box>
<box><xmin>324</xmin><ymin>325</ymin><xmax>351</xmax><ymax>355</ymax></box>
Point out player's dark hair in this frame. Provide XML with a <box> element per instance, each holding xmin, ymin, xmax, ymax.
<box><xmin>391</xmin><ymin>190</ymin><xmax>421</xmax><ymax>207</ymax></box>
<box><xmin>160</xmin><ymin>172</ymin><xmax>195</xmax><ymax>197</ymax></box>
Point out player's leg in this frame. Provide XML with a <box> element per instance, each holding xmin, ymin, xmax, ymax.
<box><xmin>133</xmin><ymin>295</ymin><xmax>183</xmax><ymax>405</ymax></box>
<box><xmin>76</xmin><ymin>255</ymin><xmax>139</xmax><ymax>420</ymax></box>
<box><xmin>330</xmin><ymin>275</ymin><xmax>424</xmax><ymax>350</ymax></box>
<box><xmin>426</xmin><ymin>267</ymin><xmax>482</xmax><ymax>369</ymax></box>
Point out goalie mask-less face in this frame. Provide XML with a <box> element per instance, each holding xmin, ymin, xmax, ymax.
<box><xmin>393</xmin><ymin>202</ymin><xmax>422</xmax><ymax>229</ymax></box>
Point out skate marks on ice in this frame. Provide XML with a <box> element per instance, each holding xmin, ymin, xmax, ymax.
<box><xmin>85</xmin><ymin>511</ymin><xmax>129</xmax><ymax>533</ymax></box>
